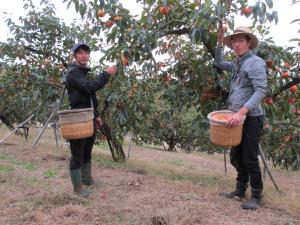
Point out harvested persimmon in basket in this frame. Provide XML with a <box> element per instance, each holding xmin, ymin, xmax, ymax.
<box><xmin>212</xmin><ymin>113</ymin><xmax>232</xmax><ymax>121</ymax></box>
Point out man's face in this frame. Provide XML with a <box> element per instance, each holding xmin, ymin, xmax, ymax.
<box><xmin>231</xmin><ymin>34</ymin><xmax>251</xmax><ymax>57</ymax></box>
<box><xmin>74</xmin><ymin>48</ymin><xmax>90</xmax><ymax>66</ymax></box>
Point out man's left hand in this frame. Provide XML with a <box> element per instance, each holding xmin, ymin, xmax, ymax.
<box><xmin>95</xmin><ymin>116</ymin><xmax>103</xmax><ymax>129</ymax></box>
<box><xmin>226</xmin><ymin>107</ymin><xmax>248</xmax><ymax>127</ymax></box>
<box><xmin>227</xmin><ymin>113</ymin><xmax>245</xmax><ymax>127</ymax></box>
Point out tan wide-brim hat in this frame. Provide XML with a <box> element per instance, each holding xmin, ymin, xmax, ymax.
<box><xmin>223</xmin><ymin>26</ymin><xmax>258</xmax><ymax>49</ymax></box>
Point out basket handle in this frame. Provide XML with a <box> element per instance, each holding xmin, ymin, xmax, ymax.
<box><xmin>58</xmin><ymin>86</ymin><xmax>67</xmax><ymax>110</ymax></box>
<box><xmin>90</xmin><ymin>97</ymin><xmax>94</xmax><ymax>109</ymax></box>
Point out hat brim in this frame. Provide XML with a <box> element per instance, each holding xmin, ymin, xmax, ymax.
<box><xmin>223</xmin><ymin>32</ymin><xmax>258</xmax><ymax>49</ymax></box>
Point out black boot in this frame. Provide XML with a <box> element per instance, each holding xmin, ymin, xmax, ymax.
<box><xmin>81</xmin><ymin>162</ymin><xmax>95</xmax><ymax>186</ymax></box>
<box><xmin>70</xmin><ymin>169</ymin><xmax>92</xmax><ymax>197</ymax></box>
<box><xmin>241</xmin><ymin>188</ymin><xmax>262</xmax><ymax>210</ymax></box>
<box><xmin>220</xmin><ymin>182</ymin><xmax>248</xmax><ymax>200</ymax></box>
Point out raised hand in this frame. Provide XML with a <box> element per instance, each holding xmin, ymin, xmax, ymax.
<box><xmin>217</xmin><ymin>22</ymin><xmax>227</xmax><ymax>47</ymax></box>
<box><xmin>105</xmin><ymin>65</ymin><xmax>117</xmax><ymax>76</ymax></box>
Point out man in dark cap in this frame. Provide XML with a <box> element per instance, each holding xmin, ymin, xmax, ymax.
<box><xmin>215</xmin><ymin>26</ymin><xmax>267</xmax><ymax>210</ymax></box>
<box><xmin>65</xmin><ymin>42</ymin><xmax>117</xmax><ymax>197</ymax></box>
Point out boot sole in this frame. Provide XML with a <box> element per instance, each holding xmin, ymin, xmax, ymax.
<box><xmin>241</xmin><ymin>205</ymin><xmax>260</xmax><ymax>210</ymax></box>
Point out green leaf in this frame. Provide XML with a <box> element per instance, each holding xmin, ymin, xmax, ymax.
<box><xmin>266</xmin><ymin>13</ymin><xmax>273</xmax><ymax>23</ymax></box>
<box><xmin>95</xmin><ymin>26</ymin><xmax>101</xmax><ymax>36</ymax></box>
<box><xmin>265</xmin><ymin>0</ymin><xmax>273</xmax><ymax>8</ymax></box>
<box><xmin>99</xmin><ymin>0</ymin><xmax>105</xmax><ymax>7</ymax></box>
<box><xmin>134</xmin><ymin>51</ymin><xmax>140</xmax><ymax>61</ymax></box>
<box><xmin>75</xmin><ymin>0</ymin><xmax>79</xmax><ymax>12</ymax></box>
<box><xmin>79</xmin><ymin>4</ymin><xmax>87</xmax><ymax>18</ymax></box>
<box><xmin>261</xmin><ymin>2</ymin><xmax>267</xmax><ymax>14</ymax></box>
<box><xmin>258</xmin><ymin>13</ymin><xmax>265</xmax><ymax>24</ymax></box>
<box><xmin>215</xmin><ymin>4</ymin><xmax>221</xmax><ymax>17</ymax></box>
<box><xmin>209</xmin><ymin>32</ymin><xmax>217</xmax><ymax>49</ymax></box>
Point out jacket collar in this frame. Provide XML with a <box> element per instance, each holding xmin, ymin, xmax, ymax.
<box><xmin>237</xmin><ymin>50</ymin><xmax>252</xmax><ymax>64</ymax></box>
<box><xmin>69</xmin><ymin>62</ymin><xmax>91</xmax><ymax>73</ymax></box>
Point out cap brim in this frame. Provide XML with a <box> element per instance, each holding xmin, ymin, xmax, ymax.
<box><xmin>73</xmin><ymin>44</ymin><xmax>90</xmax><ymax>54</ymax></box>
<box><xmin>223</xmin><ymin>32</ymin><xmax>258</xmax><ymax>49</ymax></box>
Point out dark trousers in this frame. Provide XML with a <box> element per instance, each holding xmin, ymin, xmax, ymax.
<box><xmin>230</xmin><ymin>116</ymin><xmax>264</xmax><ymax>190</ymax></box>
<box><xmin>69</xmin><ymin>121</ymin><xmax>96</xmax><ymax>170</ymax></box>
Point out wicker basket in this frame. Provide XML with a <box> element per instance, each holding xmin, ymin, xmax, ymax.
<box><xmin>57</xmin><ymin>108</ymin><xmax>94</xmax><ymax>140</ymax></box>
<box><xmin>207</xmin><ymin>110</ymin><xmax>245</xmax><ymax>147</ymax></box>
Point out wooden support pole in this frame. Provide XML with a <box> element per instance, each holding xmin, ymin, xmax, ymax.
<box><xmin>23</xmin><ymin>127</ymin><xmax>29</xmax><ymax>142</ymax></box>
<box><xmin>51</xmin><ymin>123</ymin><xmax>59</xmax><ymax>149</ymax></box>
<box><xmin>0</xmin><ymin>105</ymin><xmax>42</xmax><ymax>144</ymax></box>
<box><xmin>0</xmin><ymin>114</ymin><xmax>35</xmax><ymax>144</ymax></box>
<box><xmin>224</xmin><ymin>148</ymin><xmax>228</xmax><ymax>175</ymax></box>
<box><xmin>259</xmin><ymin>144</ymin><xmax>280</xmax><ymax>192</ymax></box>
<box><xmin>32</xmin><ymin>102</ymin><xmax>59</xmax><ymax>148</ymax></box>
<box><xmin>263</xmin><ymin>166</ymin><xmax>267</xmax><ymax>180</ymax></box>
<box><xmin>127</xmin><ymin>133</ymin><xmax>132</xmax><ymax>159</ymax></box>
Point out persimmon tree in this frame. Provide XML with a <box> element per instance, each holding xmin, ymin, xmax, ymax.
<box><xmin>1</xmin><ymin>0</ymin><xmax>299</xmax><ymax>168</ymax></box>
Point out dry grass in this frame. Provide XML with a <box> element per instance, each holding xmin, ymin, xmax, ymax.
<box><xmin>94</xmin><ymin>147</ymin><xmax>300</xmax><ymax>217</ymax></box>
<box><xmin>0</xmin><ymin>127</ymin><xmax>300</xmax><ymax>225</ymax></box>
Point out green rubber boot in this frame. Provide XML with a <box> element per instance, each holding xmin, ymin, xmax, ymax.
<box><xmin>70</xmin><ymin>169</ymin><xmax>92</xmax><ymax>197</ymax></box>
<box><xmin>81</xmin><ymin>162</ymin><xmax>95</xmax><ymax>186</ymax></box>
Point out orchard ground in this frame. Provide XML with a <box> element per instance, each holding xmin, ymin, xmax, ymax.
<box><xmin>0</xmin><ymin>126</ymin><xmax>299</xmax><ymax>225</ymax></box>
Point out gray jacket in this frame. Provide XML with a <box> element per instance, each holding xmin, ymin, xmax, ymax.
<box><xmin>215</xmin><ymin>47</ymin><xmax>267</xmax><ymax>116</ymax></box>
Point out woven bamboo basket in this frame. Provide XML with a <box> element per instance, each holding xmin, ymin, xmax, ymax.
<box><xmin>207</xmin><ymin>110</ymin><xmax>245</xmax><ymax>147</ymax></box>
<box><xmin>57</xmin><ymin>108</ymin><xmax>94</xmax><ymax>140</ymax></box>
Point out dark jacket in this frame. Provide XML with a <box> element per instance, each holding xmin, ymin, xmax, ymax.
<box><xmin>65</xmin><ymin>62</ymin><xmax>110</xmax><ymax>117</ymax></box>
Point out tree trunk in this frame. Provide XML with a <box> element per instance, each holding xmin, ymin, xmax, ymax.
<box><xmin>0</xmin><ymin>114</ymin><xmax>14</xmax><ymax>130</ymax></box>
<box><xmin>166</xmin><ymin>135</ymin><xmax>177</xmax><ymax>152</ymax></box>
<box><xmin>100</xmin><ymin>123</ymin><xmax>126</xmax><ymax>162</ymax></box>
<box><xmin>100</xmin><ymin>99</ymin><xmax>126</xmax><ymax>162</ymax></box>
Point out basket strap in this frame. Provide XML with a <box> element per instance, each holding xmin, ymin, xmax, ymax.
<box><xmin>58</xmin><ymin>86</ymin><xmax>67</xmax><ymax>110</ymax></box>
<box><xmin>90</xmin><ymin>97</ymin><xmax>94</xmax><ymax>109</ymax></box>
<box><xmin>59</xmin><ymin>86</ymin><xmax>93</xmax><ymax>111</ymax></box>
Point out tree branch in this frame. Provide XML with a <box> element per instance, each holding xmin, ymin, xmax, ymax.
<box><xmin>151</xmin><ymin>20</ymin><xmax>187</xmax><ymax>36</ymax></box>
<box><xmin>158</xmin><ymin>27</ymin><xmax>190</xmax><ymax>38</ymax></box>
<box><xmin>23</xmin><ymin>46</ymin><xmax>69</xmax><ymax>68</ymax></box>
<box><xmin>273</xmin><ymin>76</ymin><xmax>300</xmax><ymax>98</ymax></box>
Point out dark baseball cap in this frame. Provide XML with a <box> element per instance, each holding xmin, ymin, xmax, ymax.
<box><xmin>72</xmin><ymin>42</ymin><xmax>90</xmax><ymax>54</ymax></box>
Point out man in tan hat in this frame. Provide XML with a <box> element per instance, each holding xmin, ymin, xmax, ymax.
<box><xmin>215</xmin><ymin>26</ymin><xmax>267</xmax><ymax>210</ymax></box>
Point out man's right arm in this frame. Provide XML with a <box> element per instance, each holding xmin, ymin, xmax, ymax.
<box><xmin>214</xmin><ymin>24</ymin><xmax>234</xmax><ymax>72</ymax></box>
<box><xmin>215</xmin><ymin>47</ymin><xmax>234</xmax><ymax>72</ymax></box>
<box><xmin>66</xmin><ymin>66</ymin><xmax>116</xmax><ymax>94</ymax></box>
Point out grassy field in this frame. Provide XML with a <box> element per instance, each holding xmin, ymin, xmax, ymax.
<box><xmin>0</xmin><ymin>126</ymin><xmax>299</xmax><ymax>225</ymax></box>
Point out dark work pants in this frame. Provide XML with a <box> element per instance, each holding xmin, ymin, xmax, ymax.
<box><xmin>69</xmin><ymin>120</ymin><xmax>96</xmax><ymax>170</ymax></box>
<box><xmin>230</xmin><ymin>116</ymin><xmax>264</xmax><ymax>190</ymax></box>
